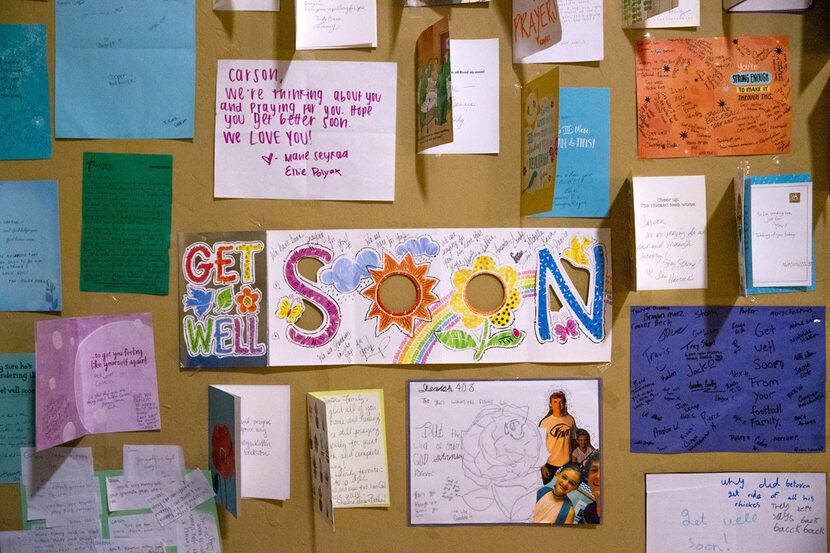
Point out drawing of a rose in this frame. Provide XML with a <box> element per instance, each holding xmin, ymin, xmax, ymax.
<box><xmin>461</xmin><ymin>404</ymin><xmax>544</xmax><ymax>521</ymax></box>
<box><xmin>211</xmin><ymin>424</ymin><xmax>235</xmax><ymax>479</ymax></box>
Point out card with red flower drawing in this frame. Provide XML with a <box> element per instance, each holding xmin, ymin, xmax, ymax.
<box><xmin>208</xmin><ymin>385</ymin><xmax>290</xmax><ymax>517</ymax></box>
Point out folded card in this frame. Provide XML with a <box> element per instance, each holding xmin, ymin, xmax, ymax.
<box><xmin>636</xmin><ymin>36</ymin><xmax>791</xmax><ymax>159</ymax></box>
<box><xmin>513</xmin><ymin>0</ymin><xmax>603</xmax><ymax>63</ymax></box>
<box><xmin>736</xmin><ymin>172</ymin><xmax>814</xmax><ymax>294</ymax></box>
<box><xmin>214</xmin><ymin>0</ymin><xmax>279</xmax><ymax>9</ymax></box>
<box><xmin>723</xmin><ymin>0</ymin><xmax>812</xmax><ymax>11</ymax></box>
<box><xmin>295</xmin><ymin>0</ymin><xmax>376</xmax><ymax>50</ymax></box>
<box><xmin>416</xmin><ymin>18</ymin><xmax>453</xmax><ymax>153</ymax></box>
<box><xmin>307</xmin><ymin>389</ymin><xmax>389</xmax><ymax>528</ymax></box>
<box><xmin>647</xmin><ymin>473</ymin><xmax>826</xmax><ymax>553</ymax></box>
<box><xmin>421</xmin><ymin>39</ymin><xmax>499</xmax><ymax>155</ymax></box>
<box><xmin>35</xmin><ymin>313</ymin><xmax>160</xmax><ymax>450</ymax></box>
<box><xmin>632</xmin><ymin>175</ymin><xmax>708</xmax><ymax>290</ymax></box>
<box><xmin>623</xmin><ymin>0</ymin><xmax>677</xmax><ymax>26</ymax></box>
<box><xmin>178</xmin><ymin>228</ymin><xmax>612</xmax><ymax>367</ymax></box>
<box><xmin>626</xmin><ymin>0</ymin><xmax>699</xmax><ymax>27</ymax></box>
<box><xmin>521</xmin><ymin>69</ymin><xmax>559</xmax><ymax>217</ymax></box>
<box><xmin>208</xmin><ymin>385</ymin><xmax>290</xmax><ymax>516</ymax></box>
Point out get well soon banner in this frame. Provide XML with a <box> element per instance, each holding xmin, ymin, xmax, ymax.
<box><xmin>178</xmin><ymin>228</ymin><xmax>611</xmax><ymax>368</ymax></box>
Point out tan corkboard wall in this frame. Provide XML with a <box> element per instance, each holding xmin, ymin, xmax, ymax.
<box><xmin>1</xmin><ymin>1</ymin><xmax>828</xmax><ymax>551</ymax></box>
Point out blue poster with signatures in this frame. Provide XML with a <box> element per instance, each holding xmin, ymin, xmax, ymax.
<box><xmin>630</xmin><ymin>306</ymin><xmax>825</xmax><ymax>453</ymax></box>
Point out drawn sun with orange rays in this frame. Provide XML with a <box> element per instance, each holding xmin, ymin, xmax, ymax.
<box><xmin>360</xmin><ymin>252</ymin><xmax>439</xmax><ymax>336</ymax></box>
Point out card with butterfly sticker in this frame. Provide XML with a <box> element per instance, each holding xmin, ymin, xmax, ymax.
<box><xmin>180</xmin><ymin>228</ymin><xmax>612</xmax><ymax>367</ymax></box>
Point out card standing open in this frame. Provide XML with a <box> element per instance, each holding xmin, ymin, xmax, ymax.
<box><xmin>736</xmin><ymin>172</ymin><xmax>814</xmax><ymax>295</ymax></box>
<box><xmin>307</xmin><ymin>390</ymin><xmax>389</xmax><ymax>528</ymax></box>
<box><xmin>208</xmin><ymin>385</ymin><xmax>290</xmax><ymax>517</ymax></box>
<box><xmin>724</xmin><ymin>0</ymin><xmax>812</xmax><ymax>11</ymax></box>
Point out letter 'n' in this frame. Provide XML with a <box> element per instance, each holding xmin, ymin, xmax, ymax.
<box><xmin>536</xmin><ymin>244</ymin><xmax>606</xmax><ymax>343</ymax></box>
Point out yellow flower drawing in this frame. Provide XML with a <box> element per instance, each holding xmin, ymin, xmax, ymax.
<box><xmin>563</xmin><ymin>236</ymin><xmax>592</xmax><ymax>267</ymax></box>
<box><xmin>450</xmin><ymin>255</ymin><xmax>521</xmax><ymax>329</ymax></box>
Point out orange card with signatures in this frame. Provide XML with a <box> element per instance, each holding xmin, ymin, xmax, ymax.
<box><xmin>636</xmin><ymin>36</ymin><xmax>791</xmax><ymax>159</ymax></box>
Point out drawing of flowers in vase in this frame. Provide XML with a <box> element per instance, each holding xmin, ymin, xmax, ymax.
<box><xmin>437</xmin><ymin>255</ymin><xmax>525</xmax><ymax>360</ymax></box>
<box><xmin>211</xmin><ymin>424</ymin><xmax>235</xmax><ymax>508</ymax></box>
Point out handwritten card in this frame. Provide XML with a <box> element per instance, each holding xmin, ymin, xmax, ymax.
<box><xmin>521</xmin><ymin>69</ymin><xmax>559</xmax><ymax>216</ymax></box>
<box><xmin>123</xmin><ymin>445</ymin><xmax>185</xmax><ymax>484</ymax></box>
<box><xmin>625</xmin><ymin>0</ymin><xmax>699</xmax><ymax>28</ymax></box>
<box><xmin>35</xmin><ymin>313</ymin><xmax>161</xmax><ymax>450</ymax></box>
<box><xmin>29</xmin><ymin>522</ymin><xmax>102</xmax><ymax>553</ymax></box>
<box><xmin>737</xmin><ymin>173</ymin><xmax>813</xmax><ymax>294</ymax></box>
<box><xmin>20</xmin><ymin>447</ymin><xmax>94</xmax><ymax>491</ymax></box>
<box><xmin>214</xmin><ymin>0</ymin><xmax>279</xmax><ymax>10</ymax></box>
<box><xmin>150</xmin><ymin>470</ymin><xmax>215</xmax><ymax>527</ymax></box>
<box><xmin>108</xmin><ymin>512</ymin><xmax>177</xmax><ymax>546</ymax></box>
<box><xmin>55</xmin><ymin>0</ymin><xmax>195</xmax><ymax>138</ymax></box>
<box><xmin>409</xmin><ymin>379</ymin><xmax>600</xmax><ymax>525</ymax></box>
<box><xmin>296</xmin><ymin>0</ymin><xmax>376</xmax><ymax>50</ymax></box>
<box><xmin>514</xmin><ymin>0</ymin><xmax>603</xmax><ymax>63</ymax></box>
<box><xmin>208</xmin><ymin>385</ymin><xmax>291</xmax><ymax>516</ymax></box>
<box><xmin>81</xmin><ymin>153</ymin><xmax>172</xmax><ymax>296</ymax></box>
<box><xmin>724</xmin><ymin>0</ymin><xmax>812</xmax><ymax>11</ymax></box>
<box><xmin>407</xmin><ymin>0</ymin><xmax>487</xmax><ymax>5</ymax></box>
<box><xmin>25</xmin><ymin>476</ymin><xmax>101</xmax><ymax>524</ymax></box>
<box><xmin>179</xmin><ymin>228</ymin><xmax>612</xmax><ymax>367</ymax></box>
<box><xmin>630</xmin><ymin>306</ymin><xmax>826</xmax><ymax>453</ymax></box>
<box><xmin>0</xmin><ymin>25</ymin><xmax>51</xmax><ymax>160</ymax></box>
<box><xmin>623</xmin><ymin>0</ymin><xmax>677</xmax><ymax>26</ymax></box>
<box><xmin>106</xmin><ymin>477</ymin><xmax>168</xmax><ymax>512</ymax></box>
<box><xmin>0</xmin><ymin>354</ymin><xmax>34</xmax><ymax>483</ymax></box>
<box><xmin>175</xmin><ymin>510</ymin><xmax>221</xmax><ymax>553</ymax></box>
<box><xmin>636</xmin><ymin>36</ymin><xmax>791</xmax><ymax>159</ymax></box>
<box><xmin>416</xmin><ymin>18</ymin><xmax>453</xmax><ymax>152</ymax></box>
<box><xmin>93</xmin><ymin>539</ymin><xmax>165</xmax><ymax>553</ymax></box>
<box><xmin>632</xmin><ymin>176</ymin><xmax>707</xmax><ymax>290</ymax></box>
<box><xmin>0</xmin><ymin>181</ymin><xmax>61</xmax><ymax>311</ymax></box>
<box><xmin>421</xmin><ymin>39</ymin><xmax>499</xmax><ymax>155</ymax></box>
<box><xmin>647</xmin><ymin>473</ymin><xmax>827</xmax><ymax>553</ymax></box>
<box><xmin>307</xmin><ymin>390</ymin><xmax>389</xmax><ymax>517</ymax></box>
<box><xmin>215</xmin><ymin>60</ymin><xmax>396</xmax><ymax>200</ymax></box>
<box><xmin>534</xmin><ymin>88</ymin><xmax>610</xmax><ymax>218</ymax></box>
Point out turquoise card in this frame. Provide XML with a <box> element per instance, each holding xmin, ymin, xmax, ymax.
<box><xmin>0</xmin><ymin>181</ymin><xmax>61</xmax><ymax>311</ymax></box>
<box><xmin>0</xmin><ymin>354</ymin><xmax>34</xmax><ymax>483</ymax></box>
<box><xmin>0</xmin><ymin>25</ymin><xmax>51</xmax><ymax>160</ymax></box>
<box><xmin>534</xmin><ymin>88</ymin><xmax>610</xmax><ymax>218</ymax></box>
<box><xmin>56</xmin><ymin>0</ymin><xmax>195</xmax><ymax>138</ymax></box>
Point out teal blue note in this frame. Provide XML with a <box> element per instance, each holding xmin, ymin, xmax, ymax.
<box><xmin>0</xmin><ymin>354</ymin><xmax>35</xmax><ymax>483</ymax></box>
<box><xmin>533</xmin><ymin>88</ymin><xmax>610</xmax><ymax>218</ymax></box>
<box><xmin>56</xmin><ymin>0</ymin><xmax>195</xmax><ymax>138</ymax></box>
<box><xmin>0</xmin><ymin>25</ymin><xmax>51</xmax><ymax>159</ymax></box>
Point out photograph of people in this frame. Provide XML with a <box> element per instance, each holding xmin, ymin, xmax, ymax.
<box><xmin>571</xmin><ymin>428</ymin><xmax>595</xmax><ymax>465</ymax></box>
<box><xmin>580</xmin><ymin>451</ymin><xmax>601</xmax><ymax>524</ymax></box>
<box><xmin>531</xmin><ymin>463</ymin><xmax>582</xmax><ymax>524</ymax></box>
<box><xmin>538</xmin><ymin>391</ymin><xmax>576</xmax><ymax>484</ymax></box>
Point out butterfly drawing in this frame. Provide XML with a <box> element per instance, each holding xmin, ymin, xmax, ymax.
<box><xmin>563</xmin><ymin>236</ymin><xmax>592</xmax><ymax>267</ymax></box>
<box><xmin>277</xmin><ymin>297</ymin><xmax>304</xmax><ymax>323</ymax></box>
<box><xmin>553</xmin><ymin>318</ymin><xmax>579</xmax><ymax>344</ymax></box>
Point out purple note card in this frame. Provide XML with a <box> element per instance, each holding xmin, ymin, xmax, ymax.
<box><xmin>35</xmin><ymin>313</ymin><xmax>160</xmax><ymax>450</ymax></box>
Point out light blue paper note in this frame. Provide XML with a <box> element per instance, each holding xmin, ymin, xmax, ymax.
<box><xmin>0</xmin><ymin>354</ymin><xmax>35</xmax><ymax>483</ymax></box>
<box><xmin>55</xmin><ymin>0</ymin><xmax>195</xmax><ymax>139</ymax></box>
<box><xmin>0</xmin><ymin>181</ymin><xmax>61</xmax><ymax>311</ymax></box>
<box><xmin>0</xmin><ymin>25</ymin><xmax>51</xmax><ymax>160</ymax></box>
<box><xmin>534</xmin><ymin>88</ymin><xmax>610</xmax><ymax>218</ymax></box>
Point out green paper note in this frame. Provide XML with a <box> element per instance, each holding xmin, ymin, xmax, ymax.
<box><xmin>81</xmin><ymin>152</ymin><xmax>173</xmax><ymax>295</ymax></box>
